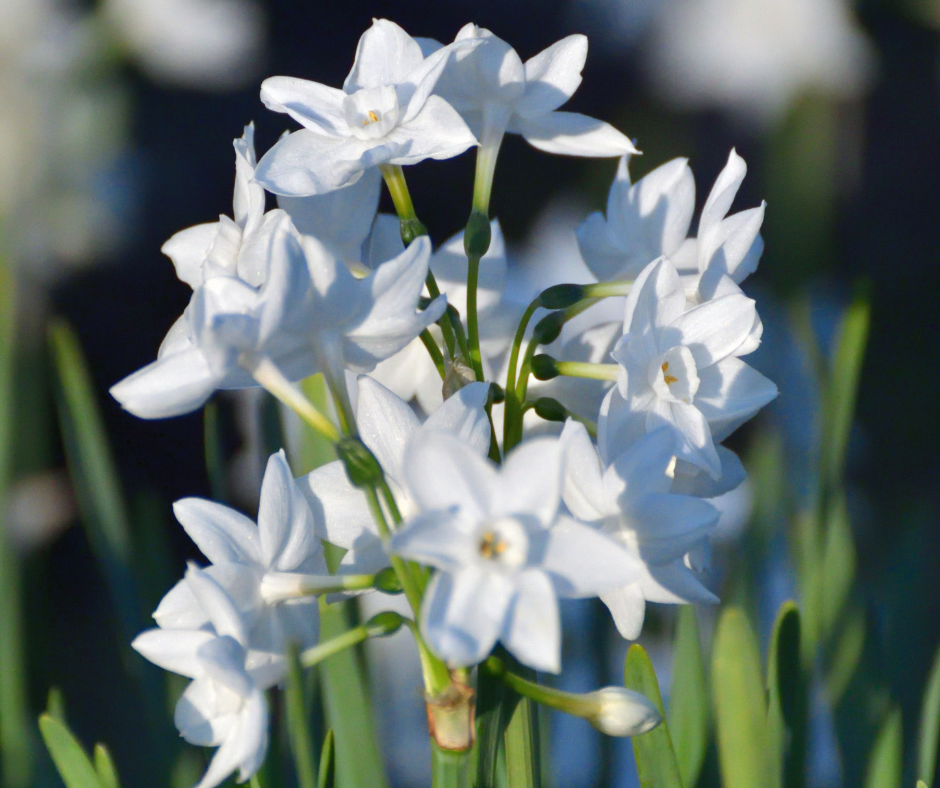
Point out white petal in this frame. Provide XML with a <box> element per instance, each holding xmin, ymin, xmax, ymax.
<box><xmin>174</xmin><ymin>679</ymin><xmax>234</xmax><ymax>747</ymax></box>
<box><xmin>669</xmin><ymin>293</ymin><xmax>756</xmax><ymax>368</ymax></box>
<box><xmin>640</xmin><ymin>561</ymin><xmax>718</xmax><ymax>605</ymax></box>
<box><xmin>494</xmin><ymin>437</ymin><xmax>564</xmax><ymax>526</ymax></box>
<box><xmin>598</xmin><ymin>386</ymin><xmax>647</xmax><ymax>467</ymax></box>
<box><xmin>260</xmin><ymin>76</ymin><xmax>348</xmax><ymax>137</ymax></box>
<box><xmin>299</xmin><ymin>461</ymin><xmax>375</xmax><ymax>549</ymax></box>
<box><xmin>624</xmin><ymin>257</ymin><xmax>686</xmax><ymax>336</ymax></box>
<box><xmin>627</xmin><ymin>157</ymin><xmax>696</xmax><ymax>260</ymax></box>
<box><xmin>423</xmin><ymin>381</ymin><xmax>492</xmax><ymax>456</ymax></box>
<box><xmin>344</xmin><ymin>19</ymin><xmax>424</xmax><ymax>92</ymax></box>
<box><xmin>399</xmin><ymin>39</ymin><xmax>477</xmax><ymax>123</ymax></box>
<box><xmin>600</xmin><ymin>583</ymin><xmax>646</xmax><ymax>640</ymax></box>
<box><xmin>512</xmin><ymin>111</ymin><xmax>637</xmax><ymax>157</ymax></box>
<box><xmin>430</xmin><ymin>220</ymin><xmax>506</xmax><ymax>316</ymax></box>
<box><xmin>132</xmin><ymin>629</ymin><xmax>215</xmax><ymax>678</ymax></box>
<box><xmin>628</xmin><ymin>493</ymin><xmax>718</xmax><ymax>564</ymax></box>
<box><xmin>277</xmin><ymin>168</ymin><xmax>381</xmax><ymax>263</ymax></box>
<box><xmin>539</xmin><ymin>518</ymin><xmax>642</xmax><ymax>597</ymax></box>
<box><xmin>699</xmin><ymin>204</ymin><xmax>765</xmax><ymax>282</ymax></box>
<box><xmin>420</xmin><ymin>566</ymin><xmax>514</xmax><ymax>668</ymax></box>
<box><xmin>172</xmin><ymin>498</ymin><xmax>261</xmax><ymax>565</ymax></box>
<box><xmin>258</xmin><ymin>450</ymin><xmax>319</xmax><ymax>572</ymax></box>
<box><xmin>153</xmin><ymin>578</ymin><xmax>207</xmax><ymax>630</ymax></box>
<box><xmin>364</xmin><ymin>213</ymin><xmax>406</xmax><ymax>268</ymax></box>
<box><xmin>185</xmin><ymin>565</ymin><xmax>248</xmax><ymax>645</ymax></box>
<box><xmin>196</xmin><ymin>636</ymin><xmax>253</xmax><ymax>697</ymax></box>
<box><xmin>698</xmin><ymin>149</ymin><xmax>747</xmax><ymax>244</ymax></box>
<box><xmin>671</xmin><ymin>447</ymin><xmax>746</xmax><ymax>498</ymax></box>
<box><xmin>387</xmin><ymin>95</ymin><xmax>479</xmax><ymax>166</ymax></box>
<box><xmin>649</xmin><ymin>400</ymin><xmax>721</xmax><ymax>479</ymax></box>
<box><xmin>575</xmin><ymin>210</ymin><xmax>630</xmax><ymax>282</ymax></box>
<box><xmin>356</xmin><ymin>375</ymin><xmax>421</xmax><ymax>479</ymax></box>
<box><xmin>195</xmin><ymin>690</ymin><xmax>268</xmax><ymax>788</ymax></box>
<box><xmin>501</xmin><ymin>569</ymin><xmax>561</xmax><ymax>673</ymax></box>
<box><xmin>516</xmin><ymin>35</ymin><xmax>587</xmax><ymax>117</ymax></box>
<box><xmin>390</xmin><ymin>510</ymin><xmax>476</xmax><ymax>572</ymax></box>
<box><xmin>403</xmin><ymin>430</ymin><xmax>498</xmax><ymax>523</ymax></box>
<box><xmin>695</xmin><ymin>358</ymin><xmax>777</xmax><ymax>442</ymax></box>
<box><xmin>559</xmin><ymin>420</ymin><xmax>610</xmax><ymax>522</ymax></box>
<box><xmin>110</xmin><ymin>347</ymin><xmax>219</xmax><ymax>419</ymax></box>
<box><xmin>161</xmin><ymin>222</ymin><xmax>220</xmax><ymax>289</ymax></box>
<box><xmin>604</xmin><ymin>426</ymin><xmax>677</xmax><ymax>499</ymax></box>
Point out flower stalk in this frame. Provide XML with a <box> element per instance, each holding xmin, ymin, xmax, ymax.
<box><xmin>299</xmin><ymin>612</ymin><xmax>404</xmax><ymax>668</ymax></box>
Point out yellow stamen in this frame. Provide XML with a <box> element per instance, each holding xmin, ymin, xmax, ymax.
<box><xmin>479</xmin><ymin>531</ymin><xmax>507</xmax><ymax>560</ymax></box>
<box><xmin>362</xmin><ymin>110</ymin><xmax>379</xmax><ymax>125</ymax></box>
<box><xmin>662</xmin><ymin>362</ymin><xmax>678</xmax><ymax>386</ymax></box>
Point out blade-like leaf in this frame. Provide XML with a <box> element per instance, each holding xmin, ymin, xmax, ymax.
<box><xmin>825</xmin><ymin>605</ymin><xmax>865</xmax><ymax>708</ymax></box>
<box><xmin>917</xmin><ymin>644</ymin><xmax>940</xmax><ymax>787</ymax></box>
<box><xmin>624</xmin><ymin>644</ymin><xmax>683</xmax><ymax>788</ymax></box>
<box><xmin>767</xmin><ymin>602</ymin><xmax>807</xmax><ymax>788</ymax></box>
<box><xmin>38</xmin><ymin>714</ymin><xmax>103</xmax><ymax>788</ymax></box>
<box><xmin>283</xmin><ymin>374</ymin><xmax>337</xmax><ymax>476</ymax></box>
<box><xmin>286</xmin><ymin>645</ymin><xmax>318</xmax><ymax>788</ymax></box>
<box><xmin>318</xmin><ymin>601</ymin><xmax>388</xmax><ymax>788</ymax></box>
<box><xmin>317</xmin><ymin>729</ymin><xmax>335</xmax><ymax>788</ymax></box>
<box><xmin>0</xmin><ymin>255</ymin><xmax>31</xmax><ymax>788</ymax></box>
<box><xmin>819</xmin><ymin>492</ymin><xmax>856</xmax><ymax>640</ymax></box>
<box><xmin>712</xmin><ymin>607</ymin><xmax>775</xmax><ymax>788</ymax></box>
<box><xmin>502</xmin><ymin>662</ymin><xmax>541</xmax><ymax>788</ymax></box>
<box><xmin>670</xmin><ymin>606</ymin><xmax>709</xmax><ymax>788</ymax></box>
<box><xmin>93</xmin><ymin>744</ymin><xmax>120</xmax><ymax>788</ymax></box>
<box><xmin>863</xmin><ymin>706</ymin><xmax>902</xmax><ymax>788</ymax></box>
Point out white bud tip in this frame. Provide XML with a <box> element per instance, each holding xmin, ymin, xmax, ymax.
<box><xmin>589</xmin><ymin>687</ymin><xmax>662</xmax><ymax>737</ymax></box>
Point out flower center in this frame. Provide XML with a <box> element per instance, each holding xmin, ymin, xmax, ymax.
<box><xmin>343</xmin><ymin>86</ymin><xmax>400</xmax><ymax>141</ymax></box>
<box><xmin>475</xmin><ymin>516</ymin><xmax>528</xmax><ymax>569</ymax></box>
<box><xmin>648</xmin><ymin>345</ymin><xmax>699</xmax><ymax>404</ymax></box>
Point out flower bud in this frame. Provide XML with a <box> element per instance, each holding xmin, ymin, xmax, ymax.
<box><xmin>587</xmin><ymin>687</ymin><xmax>661</xmax><ymax>737</ymax></box>
<box><xmin>531</xmin><ymin>354</ymin><xmax>559</xmax><ymax>381</ymax></box>
<box><xmin>464</xmin><ymin>210</ymin><xmax>492</xmax><ymax>258</ymax></box>
<box><xmin>539</xmin><ymin>284</ymin><xmax>585</xmax><ymax>310</ymax></box>
<box><xmin>364</xmin><ymin>611</ymin><xmax>404</xmax><ymax>637</ymax></box>
<box><xmin>400</xmin><ymin>217</ymin><xmax>428</xmax><ymax>245</ymax></box>
<box><xmin>336</xmin><ymin>437</ymin><xmax>384</xmax><ymax>488</ymax></box>
<box><xmin>374</xmin><ymin>567</ymin><xmax>404</xmax><ymax>593</ymax></box>
<box><xmin>487</xmin><ymin>382</ymin><xmax>505</xmax><ymax>405</ymax></box>
<box><xmin>532</xmin><ymin>311</ymin><xmax>566</xmax><ymax>345</ymax></box>
<box><xmin>533</xmin><ymin>397</ymin><xmax>567</xmax><ymax>422</ymax></box>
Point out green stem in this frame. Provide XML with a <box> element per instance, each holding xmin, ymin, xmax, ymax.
<box><xmin>286</xmin><ymin>645</ymin><xmax>318</xmax><ymax>788</ymax></box>
<box><xmin>483</xmin><ymin>657</ymin><xmax>593</xmax><ymax>717</ymax></box>
<box><xmin>465</xmin><ymin>251</ymin><xmax>485</xmax><ymax>381</ymax></box>
<box><xmin>506</xmin><ymin>342</ymin><xmax>540</xmax><ymax>452</ymax></box>
<box><xmin>300</xmin><ymin>612</ymin><xmax>403</xmax><ymax>668</ymax></box>
<box><xmin>420</xmin><ymin>330</ymin><xmax>446</xmax><ymax>381</ymax></box>
<box><xmin>432</xmin><ymin>742</ymin><xmax>470</xmax><ymax>788</ymax></box>
<box><xmin>401</xmin><ymin>619</ymin><xmax>452</xmax><ymax>697</ymax></box>
<box><xmin>503</xmin><ymin>297</ymin><xmax>542</xmax><ymax>449</ymax></box>
<box><xmin>247</xmin><ymin>355</ymin><xmax>339</xmax><ymax>443</ymax></box>
<box><xmin>379</xmin><ymin>164</ymin><xmax>427</xmax><ymax>244</ymax></box>
<box><xmin>554</xmin><ymin>361</ymin><xmax>620</xmax><ymax>382</ymax></box>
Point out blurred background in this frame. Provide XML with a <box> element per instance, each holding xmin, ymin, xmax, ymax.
<box><xmin>1</xmin><ymin>0</ymin><xmax>939</xmax><ymax>787</ymax></box>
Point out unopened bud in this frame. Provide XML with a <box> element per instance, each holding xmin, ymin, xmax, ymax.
<box><xmin>533</xmin><ymin>397</ymin><xmax>567</xmax><ymax>422</ymax></box>
<box><xmin>463</xmin><ymin>211</ymin><xmax>492</xmax><ymax>258</ymax></box>
<box><xmin>487</xmin><ymin>383</ymin><xmax>505</xmax><ymax>405</ymax></box>
<box><xmin>374</xmin><ymin>567</ymin><xmax>403</xmax><ymax>594</ymax></box>
<box><xmin>400</xmin><ymin>217</ymin><xmax>428</xmax><ymax>246</ymax></box>
<box><xmin>587</xmin><ymin>687</ymin><xmax>661</xmax><ymax>737</ymax></box>
<box><xmin>336</xmin><ymin>437</ymin><xmax>384</xmax><ymax>488</ymax></box>
<box><xmin>531</xmin><ymin>354</ymin><xmax>559</xmax><ymax>381</ymax></box>
<box><xmin>532</xmin><ymin>311</ymin><xmax>566</xmax><ymax>346</ymax></box>
<box><xmin>539</xmin><ymin>284</ymin><xmax>584</xmax><ymax>310</ymax></box>
<box><xmin>364</xmin><ymin>611</ymin><xmax>404</xmax><ymax>637</ymax></box>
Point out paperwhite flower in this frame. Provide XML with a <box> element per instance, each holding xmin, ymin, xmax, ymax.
<box><xmin>152</xmin><ymin>451</ymin><xmax>325</xmax><ymax>682</ymax></box>
<box><xmin>110</xmin><ymin>216</ymin><xmax>445</xmax><ymax>419</ymax></box>
<box><xmin>576</xmin><ymin>149</ymin><xmax>765</xmax><ymax>302</ymax></box>
<box><xmin>561</xmin><ymin>420</ymin><xmax>718</xmax><ymax>639</ymax></box>
<box><xmin>254</xmin><ymin>19</ymin><xmax>479</xmax><ymax>197</ymax></box>
<box><xmin>299</xmin><ymin>375</ymin><xmax>492</xmax><ymax>576</ymax></box>
<box><xmin>133</xmin><ymin>565</ymin><xmax>268</xmax><ymax>788</ymax></box>
<box><xmin>390</xmin><ymin>431</ymin><xmax>639</xmax><ymax>673</ymax></box>
<box><xmin>646</xmin><ymin>0</ymin><xmax>874</xmax><ymax>123</ymax></box>
<box><xmin>601</xmin><ymin>257</ymin><xmax>777</xmax><ymax>479</ymax></box>
<box><xmin>104</xmin><ymin>0</ymin><xmax>264</xmax><ymax>91</ymax></box>
<box><xmin>427</xmin><ymin>25</ymin><xmax>636</xmax><ymax>169</ymax></box>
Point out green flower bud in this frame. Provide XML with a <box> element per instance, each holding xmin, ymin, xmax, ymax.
<box><xmin>488</xmin><ymin>383</ymin><xmax>505</xmax><ymax>405</ymax></box>
<box><xmin>532</xmin><ymin>311</ymin><xmax>566</xmax><ymax>345</ymax></box>
<box><xmin>400</xmin><ymin>217</ymin><xmax>428</xmax><ymax>246</ymax></box>
<box><xmin>364</xmin><ymin>611</ymin><xmax>404</xmax><ymax>637</ymax></box>
<box><xmin>463</xmin><ymin>210</ymin><xmax>492</xmax><ymax>258</ymax></box>
<box><xmin>374</xmin><ymin>567</ymin><xmax>403</xmax><ymax>594</ymax></box>
<box><xmin>531</xmin><ymin>354</ymin><xmax>559</xmax><ymax>380</ymax></box>
<box><xmin>539</xmin><ymin>284</ymin><xmax>585</xmax><ymax>310</ymax></box>
<box><xmin>336</xmin><ymin>437</ymin><xmax>384</xmax><ymax>488</ymax></box>
<box><xmin>533</xmin><ymin>397</ymin><xmax>568</xmax><ymax>422</ymax></box>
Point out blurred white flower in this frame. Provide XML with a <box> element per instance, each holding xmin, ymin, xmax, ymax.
<box><xmin>646</xmin><ymin>0</ymin><xmax>875</xmax><ymax>123</ymax></box>
<box><xmin>103</xmin><ymin>0</ymin><xmax>264</xmax><ymax>90</ymax></box>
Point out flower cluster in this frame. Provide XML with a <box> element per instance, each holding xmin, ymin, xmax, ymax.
<box><xmin>118</xmin><ymin>18</ymin><xmax>776</xmax><ymax>787</ymax></box>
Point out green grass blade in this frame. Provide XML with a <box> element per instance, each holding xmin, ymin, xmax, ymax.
<box><xmin>474</xmin><ymin>660</ymin><xmax>507</xmax><ymax>788</ymax></box>
<box><xmin>498</xmin><ymin>652</ymin><xmax>540</xmax><ymax>788</ymax></box>
<box><xmin>825</xmin><ymin>605</ymin><xmax>865</xmax><ymax>707</ymax></box>
<box><xmin>317</xmin><ymin>730</ymin><xmax>335</xmax><ymax>788</ymax></box>
<box><xmin>37</xmin><ymin>714</ymin><xmax>103</xmax><ymax>788</ymax></box>
<box><xmin>670</xmin><ymin>606</ymin><xmax>709</xmax><ymax>788</ymax></box>
<box><xmin>712</xmin><ymin>607</ymin><xmax>775</xmax><ymax>788</ymax></box>
<box><xmin>286</xmin><ymin>645</ymin><xmax>318</xmax><ymax>788</ymax></box>
<box><xmin>318</xmin><ymin>601</ymin><xmax>388</xmax><ymax>788</ymax></box>
<box><xmin>821</xmin><ymin>285</ymin><xmax>870</xmax><ymax>491</ymax></box>
<box><xmin>623</xmin><ymin>644</ymin><xmax>683</xmax><ymax>788</ymax></box>
<box><xmin>767</xmin><ymin>602</ymin><xmax>807</xmax><ymax>788</ymax></box>
<box><xmin>918</xmin><ymin>782</ymin><xmax>929</xmax><ymax>788</ymax></box>
<box><xmin>0</xmin><ymin>252</ymin><xmax>31</xmax><ymax>788</ymax></box>
<box><xmin>917</xmin><ymin>644</ymin><xmax>940</xmax><ymax>786</ymax></box>
<box><xmin>819</xmin><ymin>492</ymin><xmax>856</xmax><ymax>640</ymax></box>
<box><xmin>93</xmin><ymin>744</ymin><xmax>120</xmax><ymax>788</ymax></box>
<box><xmin>863</xmin><ymin>706</ymin><xmax>902</xmax><ymax>788</ymax></box>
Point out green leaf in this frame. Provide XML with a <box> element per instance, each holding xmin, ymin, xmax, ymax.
<box><xmin>286</xmin><ymin>645</ymin><xmax>318</xmax><ymax>788</ymax></box>
<box><xmin>38</xmin><ymin>714</ymin><xmax>103</xmax><ymax>788</ymax></box>
<box><xmin>474</xmin><ymin>659</ymin><xmax>508</xmax><ymax>788</ymax></box>
<box><xmin>918</xmin><ymin>782</ymin><xmax>929</xmax><ymax>788</ymax></box>
<box><xmin>670</xmin><ymin>606</ymin><xmax>709</xmax><ymax>788</ymax></box>
<box><xmin>712</xmin><ymin>607</ymin><xmax>776</xmax><ymax>788</ymax></box>
<box><xmin>825</xmin><ymin>605</ymin><xmax>865</xmax><ymax>708</ymax></box>
<box><xmin>917</xmin><ymin>643</ymin><xmax>940</xmax><ymax>786</ymax></box>
<box><xmin>821</xmin><ymin>285</ymin><xmax>870</xmax><ymax>491</ymax></box>
<box><xmin>318</xmin><ymin>601</ymin><xmax>388</xmax><ymax>788</ymax></box>
<box><xmin>767</xmin><ymin>602</ymin><xmax>807</xmax><ymax>788</ymax></box>
<box><xmin>623</xmin><ymin>644</ymin><xmax>683</xmax><ymax>788</ymax></box>
<box><xmin>502</xmin><ymin>679</ymin><xmax>540</xmax><ymax>788</ymax></box>
<box><xmin>284</xmin><ymin>374</ymin><xmax>337</xmax><ymax>476</ymax></box>
<box><xmin>93</xmin><ymin>744</ymin><xmax>120</xmax><ymax>788</ymax></box>
<box><xmin>317</xmin><ymin>730</ymin><xmax>335</xmax><ymax>788</ymax></box>
<box><xmin>46</xmin><ymin>688</ymin><xmax>67</xmax><ymax>724</ymax></box>
<box><xmin>819</xmin><ymin>492</ymin><xmax>856</xmax><ymax>640</ymax></box>
<box><xmin>863</xmin><ymin>706</ymin><xmax>902</xmax><ymax>788</ymax></box>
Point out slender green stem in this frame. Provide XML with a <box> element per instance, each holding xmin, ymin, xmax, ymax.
<box><xmin>401</xmin><ymin>619</ymin><xmax>452</xmax><ymax>697</ymax></box>
<box><xmin>447</xmin><ymin>305</ymin><xmax>472</xmax><ymax>368</ymax></box>
<box><xmin>420</xmin><ymin>330</ymin><xmax>446</xmax><ymax>381</ymax></box>
<box><xmin>432</xmin><ymin>742</ymin><xmax>470</xmax><ymax>788</ymax></box>
<box><xmin>300</xmin><ymin>612</ymin><xmax>403</xmax><ymax>668</ymax></box>
<box><xmin>554</xmin><ymin>362</ymin><xmax>620</xmax><ymax>382</ymax></box>
<box><xmin>379</xmin><ymin>164</ymin><xmax>427</xmax><ymax>244</ymax></box>
<box><xmin>503</xmin><ymin>297</ymin><xmax>542</xmax><ymax>449</ymax></box>
<box><xmin>483</xmin><ymin>657</ymin><xmax>593</xmax><ymax>717</ymax></box>
<box><xmin>506</xmin><ymin>342</ymin><xmax>540</xmax><ymax>452</ymax></box>
<box><xmin>465</xmin><ymin>253</ymin><xmax>485</xmax><ymax>381</ymax></box>
<box><xmin>286</xmin><ymin>645</ymin><xmax>318</xmax><ymax>788</ymax></box>
<box><xmin>582</xmin><ymin>281</ymin><xmax>632</xmax><ymax>298</ymax></box>
<box><xmin>247</xmin><ymin>355</ymin><xmax>339</xmax><ymax>443</ymax></box>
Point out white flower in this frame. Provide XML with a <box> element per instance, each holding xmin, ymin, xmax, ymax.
<box><xmin>390</xmin><ymin>431</ymin><xmax>639</xmax><ymax>673</ymax></box>
<box><xmin>561</xmin><ymin>420</ymin><xmax>718</xmax><ymax>639</ymax></box>
<box><xmin>428</xmin><ymin>25</ymin><xmax>637</xmax><ymax>160</ymax></box>
<box><xmin>254</xmin><ymin>19</ymin><xmax>479</xmax><ymax>197</ymax></box>
<box><xmin>298</xmin><ymin>375</ymin><xmax>492</xmax><ymax>576</ymax></box>
<box><xmin>110</xmin><ymin>215</ymin><xmax>445</xmax><ymax>419</ymax></box>
<box><xmin>646</xmin><ymin>0</ymin><xmax>874</xmax><ymax>123</ymax></box>
<box><xmin>103</xmin><ymin>0</ymin><xmax>264</xmax><ymax>91</ymax></box>
<box><xmin>133</xmin><ymin>565</ymin><xmax>268</xmax><ymax>788</ymax></box>
<box><xmin>576</xmin><ymin>149</ymin><xmax>765</xmax><ymax>302</ymax></box>
<box><xmin>588</xmin><ymin>687</ymin><xmax>662</xmax><ymax>736</ymax></box>
<box><xmin>151</xmin><ymin>451</ymin><xmax>325</xmax><ymax>682</ymax></box>
<box><xmin>601</xmin><ymin>257</ymin><xmax>777</xmax><ymax>479</ymax></box>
